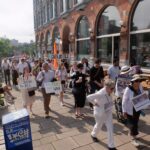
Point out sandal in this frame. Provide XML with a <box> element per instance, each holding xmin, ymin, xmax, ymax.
<box><xmin>75</xmin><ymin>114</ymin><xmax>80</xmax><ymax>118</ymax></box>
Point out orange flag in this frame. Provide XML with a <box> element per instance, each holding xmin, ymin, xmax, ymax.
<box><xmin>53</xmin><ymin>42</ymin><xmax>58</xmax><ymax>70</ymax></box>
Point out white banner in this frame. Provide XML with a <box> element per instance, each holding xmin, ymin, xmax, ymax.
<box><xmin>132</xmin><ymin>92</ymin><xmax>150</xmax><ymax>111</ymax></box>
<box><xmin>44</xmin><ymin>81</ymin><xmax>62</xmax><ymax>94</ymax></box>
<box><xmin>18</xmin><ymin>76</ymin><xmax>37</xmax><ymax>90</ymax></box>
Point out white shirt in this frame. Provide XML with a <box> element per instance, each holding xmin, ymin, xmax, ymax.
<box><xmin>2</xmin><ymin>62</ymin><xmax>10</xmax><ymax>70</ymax></box>
<box><xmin>87</xmin><ymin>87</ymin><xmax>113</xmax><ymax>115</ymax></box>
<box><xmin>36</xmin><ymin>70</ymin><xmax>55</xmax><ymax>88</ymax></box>
<box><xmin>17</xmin><ymin>62</ymin><xmax>28</xmax><ymax>74</ymax></box>
<box><xmin>108</xmin><ymin>65</ymin><xmax>120</xmax><ymax>81</ymax></box>
<box><xmin>122</xmin><ymin>85</ymin><xmax>143</xmax><ymax>115</ymax></box>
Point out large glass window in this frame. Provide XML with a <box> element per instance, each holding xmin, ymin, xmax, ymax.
<box><xmin>60</xmin><ymin>0</ymin><xmax>64</xmax><ymax>13</ymax></box>
<box><xmin>131</xmin><ymin>0</ymin><xmax>150</xmax><ymax>31</ymax></box>
<box><xmin>97</xmin><ymin>6</ymin><xmax>121</xmax><ymax>63</ymax></box>
<box><xmin>77</xmin><ymin>16</ymin><xmax>90</xmax><ymax>59</ymax></box>
<box><xmin>130</xmin><ymin>0</ymin><xmax>150</xmax><ymax>67</ymax></box>
<box><xmin>50</xmin><ymin>0</ymin><xmax>53</xmax><ymax>19</ymax></box>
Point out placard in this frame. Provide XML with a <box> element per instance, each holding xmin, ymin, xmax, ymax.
<box><xmin>116</xmin><ymin>75</ymin><xmax>131</xmax><ymax>96</ymax></box>
<box><xmin>132</xmin><ymin>92</ymin><xmax>150</xmax><ymax>111</ymax></box>
<box><xmin>18</xmin><ymin>76</ymin><xmax>37</xmax><ymax>90</ymax></box>
<box><xmin>44</xmin><ymin>81</ymin><xmax>62</xmax><ymax>94</ymax></box>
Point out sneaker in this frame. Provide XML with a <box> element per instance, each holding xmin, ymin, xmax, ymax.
<box><xmin>131</xmin><ymin>139</ymin><xmax>140</xmax><ymax>147</ymax></box>
<box><xmin>91</xmin><ymin>135</ymin><xmax>99</xmax><ymax>142</ymax></box>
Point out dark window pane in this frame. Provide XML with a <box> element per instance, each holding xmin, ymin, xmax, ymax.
<box><xmin>97</xmin><ymin>6</ymin><xmax>121</xmax><ymax>35</ymax></box>
<box><xmin>97</xmin><ymin>37</ymin><xmax>112</xmax><ymax>63</ymax></box>
<box><xmin>77</xmin><ymin>40</ymin><xmax>90</xmax><ymax>59</ymax></box>
<box><xmin>130</xmin><ymin>33</ymin><xmax>150</xmax><ymax>67</ymax></box>
<box><xmin>131</xmin><ymin>0</ymin><xmax>150</xmax><ymax>31</ymax></box>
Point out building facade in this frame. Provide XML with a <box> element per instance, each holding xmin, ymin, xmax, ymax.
<box><xmin>33</xmin><ymin>0</ymin><xmax>150</xmax><ymax>70</ymax></box>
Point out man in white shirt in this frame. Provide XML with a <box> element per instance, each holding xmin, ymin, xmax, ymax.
<box><xmin>17</xmin><ymin>58</ymin><xmax>28</xmax><ymax>75</ymax></box>
<box><xmin>1</xmin><ymin>59</ymin><xmax>11</xmax><ymax>85</ymax></box>
<box><xmin>108</xmin><ymin>59</ymin><xmax>120</xmax><ymax>82</ymax></box>
<box><xmin>36</xmin><ymin>62</ymin><xmax>55</xmax><ymax>118</ymax></box>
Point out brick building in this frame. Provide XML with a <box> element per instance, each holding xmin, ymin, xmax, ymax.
<box><xmin>33</xmin><ymin>0</ymin><xmax>150</xmax><ymax>70</ymax></box>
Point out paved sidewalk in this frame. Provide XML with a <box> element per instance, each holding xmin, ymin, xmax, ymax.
<box><xmin>0</xmin><ymin>88</ymin><xmax>150</xmax><ymax>150</ymax></box>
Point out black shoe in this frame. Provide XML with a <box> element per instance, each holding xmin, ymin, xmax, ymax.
<box><xmin>91</xmin><ymin>135</ymin><xmax>99</xmax><ymax>142</ymax></box>
<box><xmin>45</xmin><ymin>114</ymin><xmax>50</xmax><ymax>119</ymax></box>
<box><xmin>108</xmin><ymin>147</ymin><xmax>117</xmax><ymax>150</ymax></box>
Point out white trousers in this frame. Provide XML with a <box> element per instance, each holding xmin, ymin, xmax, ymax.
<box><xmin>91</xmin><ymin>111</ymin><xmax>115</xmax><ymax>148</ymax></box>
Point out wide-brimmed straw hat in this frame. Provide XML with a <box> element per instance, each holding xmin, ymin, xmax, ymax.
<box><xmin>120</xmin><ymin>66</ymin><xmax>130</xmax><ymax>74</ymax></box>
<box><xmin>131</xmin><ymin>74</ymin><xmax>142</xmax><ymax>82</ymax></box>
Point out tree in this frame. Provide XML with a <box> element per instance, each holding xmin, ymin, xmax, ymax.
<box><xmin>0</xmin><ymin>38</ymin><xmax>12</xmax><ymax>57</ymax></box>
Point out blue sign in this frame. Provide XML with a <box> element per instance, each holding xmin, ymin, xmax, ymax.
<box><xmin>2</xmin><ymin>109</ymin><xmax>33</xmax><ymax>150</ymax></box>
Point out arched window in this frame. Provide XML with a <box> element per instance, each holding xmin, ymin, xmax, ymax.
<box><xmin>97</xmin><ymin>6</ymin><xmax>121</xmax><ymax>63</ymax></box>
<box><xmin>130</xmin><ymin>0</ymin><xmax>150</xmax><ymax>67</ymax></box>
<box><xmin>76</xmin><ymin>16</ymin><xmax>90</xmax><ymax>60</ymax></box>
<box><xmin>53</xmin><ymin>27</ymin><xmax>60</xmax><ymax>51</ymax></box>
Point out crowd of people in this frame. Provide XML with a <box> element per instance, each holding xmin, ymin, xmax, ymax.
<box><xmin>0</xmin><ymin>56</ymin><xmax>149</xmax><ymax>149</ymax></box>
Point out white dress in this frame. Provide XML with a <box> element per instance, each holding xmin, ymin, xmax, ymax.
<box><xmin>21</xmin><ymin>89</ymin><xmax>35</xmax><ymax>106</ymax></box>
<box><xmin>19</xmin><ymin>75</ymin><xmax>35</xmax><ymax>106</ymax></box>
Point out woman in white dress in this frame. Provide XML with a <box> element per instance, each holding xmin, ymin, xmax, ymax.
<box><xmin>56</xmin><ymin>63</ymin><xmax>68</xmax><ymax>106</ymax></box>
<box><xmin>19</xmin><ymin>67</ymin><xmax>35</xmax><ymax>115</ymax></box>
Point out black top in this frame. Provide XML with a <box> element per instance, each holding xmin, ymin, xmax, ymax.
<box><xmin>90</xmin><ymin>66</ymin><xmax>104</xmax><ymax>83</ymax></box>
<box><xmin>71</xmin><ymin>71</ymin><xmax>87</xmax><ymax>89</ymax></box>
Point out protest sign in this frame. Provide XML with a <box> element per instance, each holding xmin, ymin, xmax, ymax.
<box><xmin>44</xmin><ymin>81</ymin><xmax>62</xmax><ymax>94</ymax></box>
<box><xmin>2</xmin><ymin>109</ymin><xmax>33</xmax><ymax>150</ymax></box>
<box><xmin>116</xmin><ymin>75</ymin><xmax>131</xmax><ymax>96</ymax></box>
<box><xmin>18</xmin><ymin>76</ymin><xmax>37</xmax><ymax>90</ymax></box>
<box><xmin>132</xmin><ymin>92</ymin><xmax>150</xmax><ymax>111</ymax></box>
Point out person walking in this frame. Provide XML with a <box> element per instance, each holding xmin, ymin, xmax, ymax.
<box><xmin>89</xmin><ymin>58</ymin><xmax>104</xmax><ymax>109</ymax></box>
<box><xmin>18</xmin><ymin>67</ymin><xmax>36</xmax><ymax>115</ymax></box>
<box><xmin>36</xmin><ymin>62</ymin><xmax>55</xmax><ymax>118</ymax></box>
<box><xmin>122</xmin><ymin>74</ymin><xmax>144</xmax><ymax>147</ymax></box>
<box><xmin>108</xmin><ymin>59</ymin><xmax>120</xmax><ymax>82</ymax></box>
<box><xmin>1</xmin><ymin>59</ymin><xmax>11</xmax><ymax>85</ymax></box>
<box><xmin>71</xmin><ymin>63</ymin><xmax>87</xmax><ymax>118</ymax></box>
<box><xmin>55</xmin><ymin>62</ymin><xmax>68</xmax><ymax>106</ymax></box>
<box><xmin>87</xmin><ymin>78</ymin><xmax>117</xmax><ymax>150</ymax></box>
<box><xmin>11</xmin><ymin>60</ymin><xmax>19</xmax><ymax>89</ymax></box>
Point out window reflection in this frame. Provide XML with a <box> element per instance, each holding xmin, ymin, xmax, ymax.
<box><xmin>77</xmin><ymin>40</ymin><xmax>90</xmax><ymax>59</ymax></box>
<box><xmin>77</xmin><ymin>16</ymin><xmax>90</xmax><ymax>38</ymax></box>
<box><xmin>131</xmin><ymin>0</ymin><xmax>150</xmax><ymax>31</ymax></box>
<box><xmin>97</xmin><ymin>6</ymin><xmax>121</xmax><ymax>35</ymax></box>
<box><xmin>96</xmin><ymin>6</ymin><xmax>121</xmax><ymax>63</ymax></box>
<box><xmin>130</xmin><ymin>33</ymin><xmax>150</xmax><ymax>67</ymax></box>
<box><xmin>97</xmin><ymin>37</ymin><xmax>112</xmax><ymax>63</ymax></box>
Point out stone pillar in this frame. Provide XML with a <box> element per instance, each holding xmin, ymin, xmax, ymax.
<box><xmin>120</xmin><ymin>28</ymin><xmax>129</xmax><ymax>66</ymax></box>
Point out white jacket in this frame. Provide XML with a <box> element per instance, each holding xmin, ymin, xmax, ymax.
<box><xmin>87</xmin><ymin>87</ymin><xmax>113</xmax><ymax>115</ymax></box>
<box><xmin>122</xmin><ymin>85</ymin><xmax>143</xmax><ymax>115</ymax></box>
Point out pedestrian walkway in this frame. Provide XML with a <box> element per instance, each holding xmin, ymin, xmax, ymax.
<box><xmin>0</xmin><ymin>88</ymin><xmax>150</xmax><ymax>150</ymax></box>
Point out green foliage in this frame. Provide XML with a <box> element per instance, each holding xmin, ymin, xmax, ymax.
<box><xmin>0</xmin><ymin>38</ymin><xmax>12</xmax><ymax>57</ymax></box>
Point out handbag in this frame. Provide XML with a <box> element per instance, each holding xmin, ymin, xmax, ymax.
<box><xmin>28</xmin><ymin>90</ymin><xmax>35</xmax><ymax>97</ymax></box>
